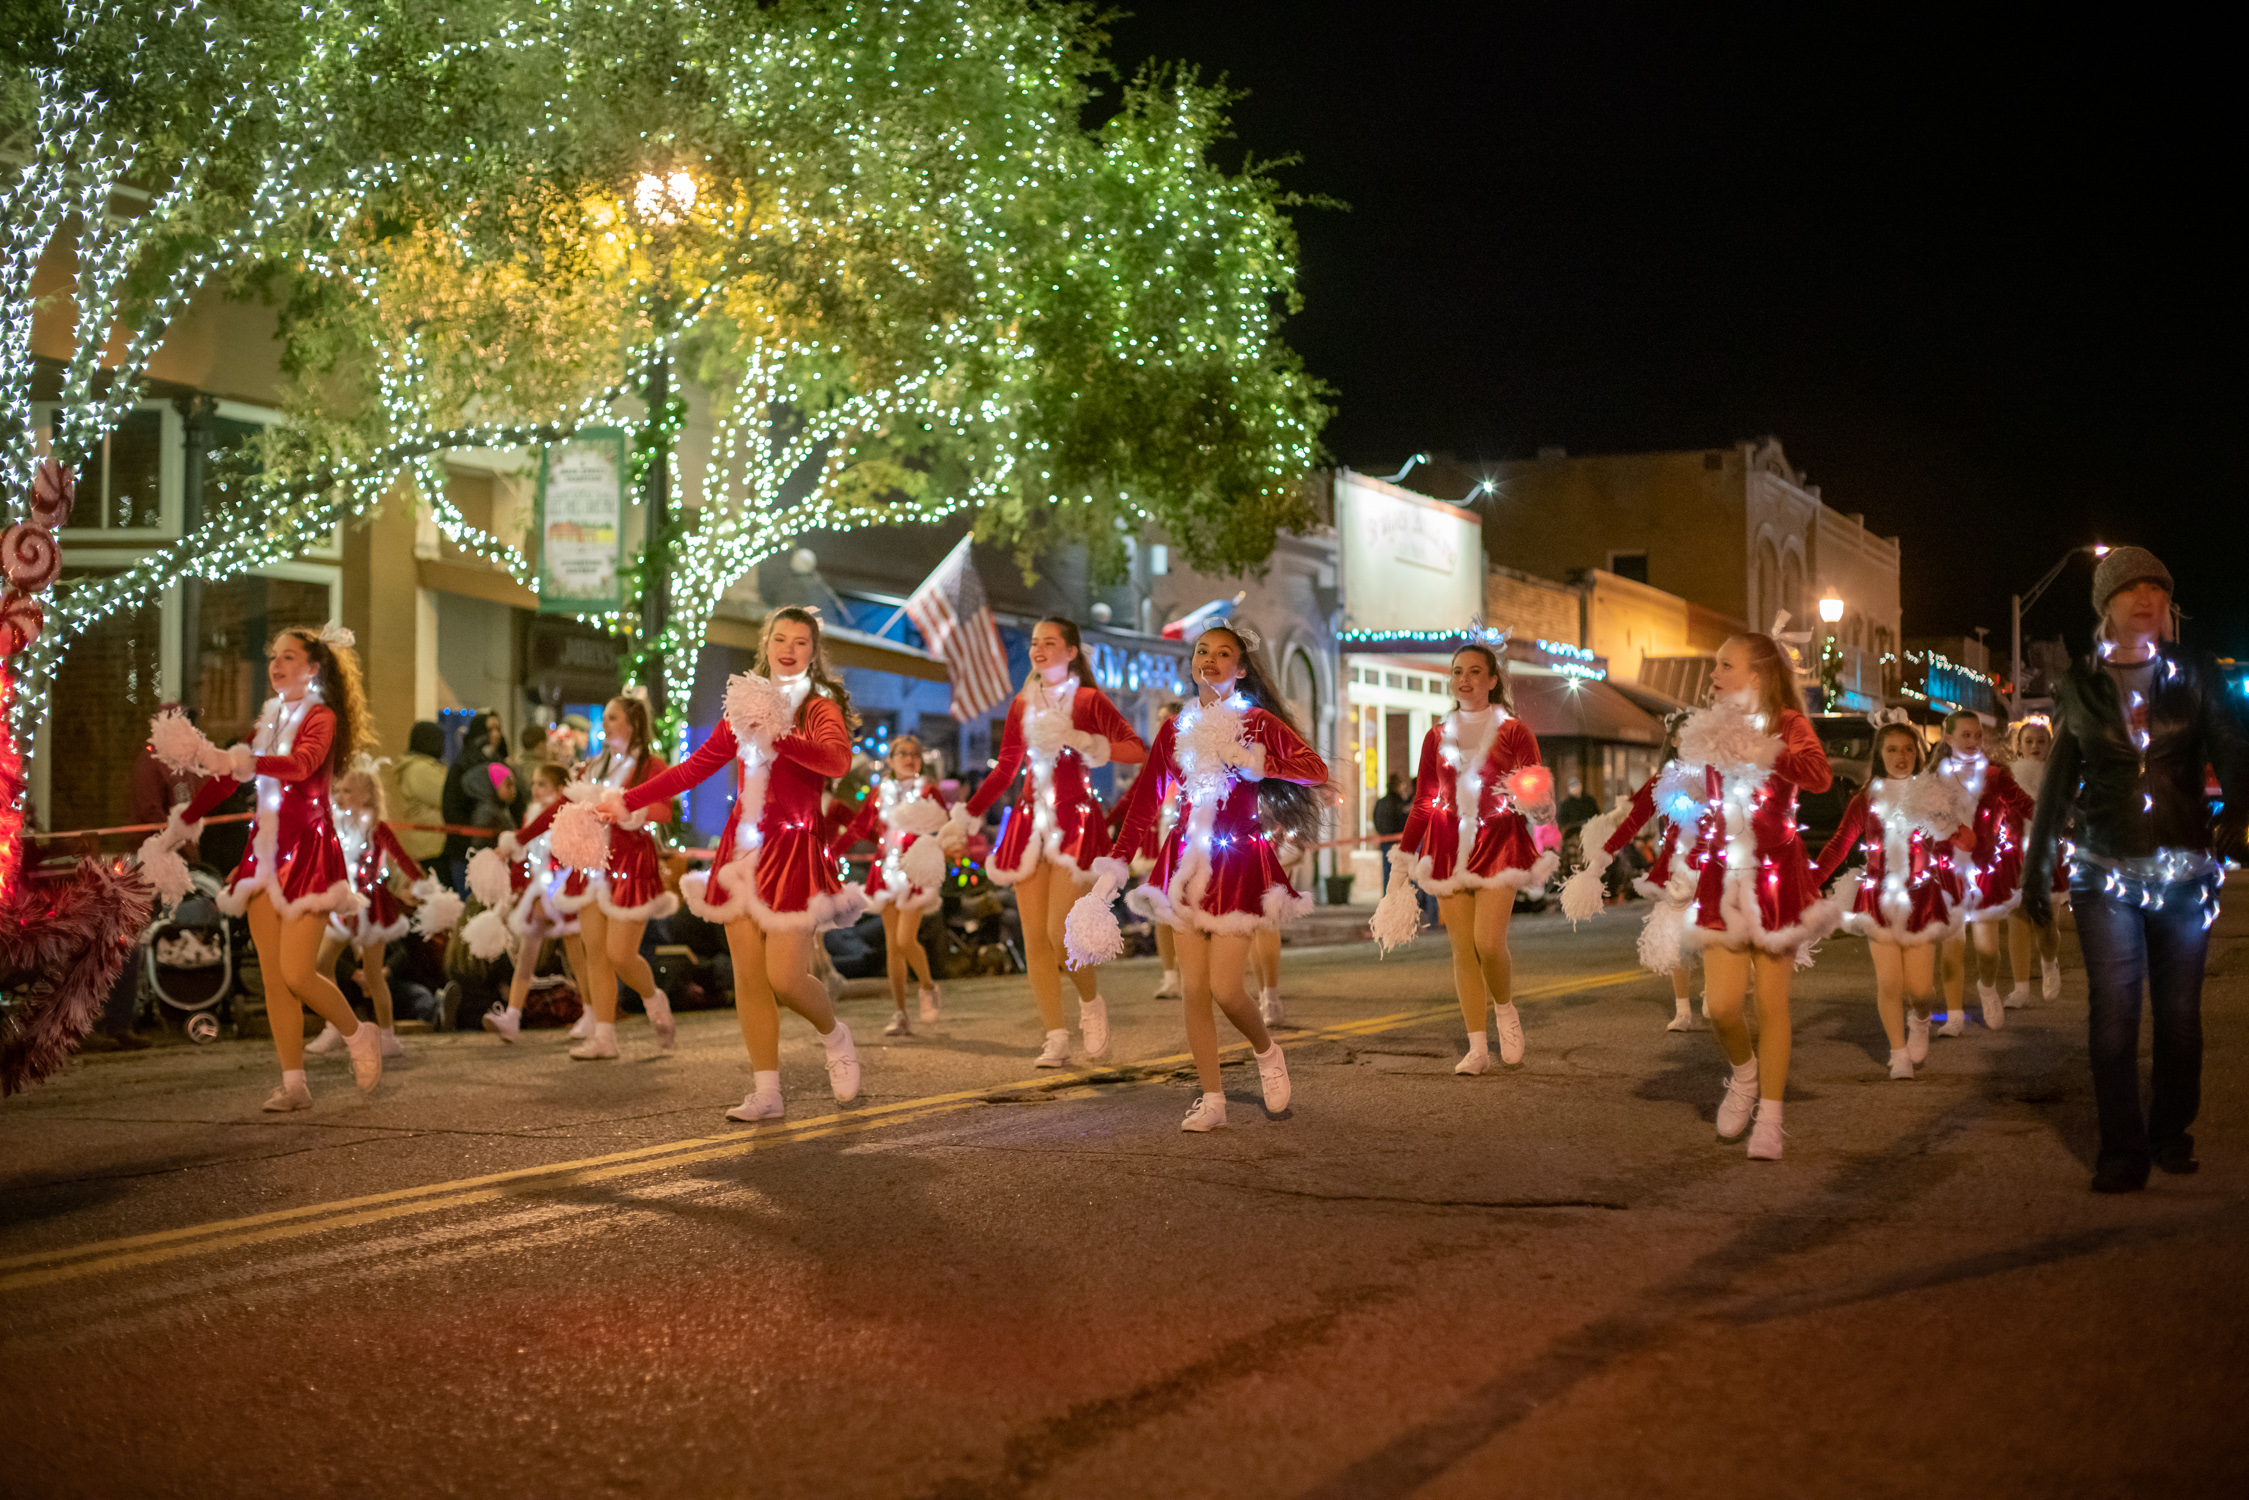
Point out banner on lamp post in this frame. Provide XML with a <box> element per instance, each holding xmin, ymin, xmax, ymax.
<box><xmin>534</xmin><ymin>427</ymin><xmax>628</xmax><ymax>615</ymax></box>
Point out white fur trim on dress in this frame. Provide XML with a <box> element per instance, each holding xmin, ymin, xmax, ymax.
<box><xmin>1405</xmin><ymin>846</ymin><xmax>1559</xmax><ymax>898</ymax></box>
<box><xmin>331</xmin><ymin>909</ymin><xmax>414</xmax><ymax>947</ymax></box>
<box><xmin>1680</xmin><ymin>875</ymin><xmax>1849</xmax><ymax>968</ymax></box>
<box><xmin>217</xmin><ymin>875</ymin><xmax>362</xmax><ymax>922</ymax></box>
<box><xmin>1845</xmin><ymin>774</ymin><xmax>1973</xmax><ymax>944</ymax></box>
<box><xmin>1127</xmin><ymin>878</ymin><xmax>1311</xmax><ymax>936</ymax></box>
<box><xmin>596</xmin><ymin>886</ymin><xmax>681</xmax><ymax>923</ymax></box>
<box><xmin>682</xmin><ymin>855</ymin><xmax>867</xmax><ymax>931</ymax></box>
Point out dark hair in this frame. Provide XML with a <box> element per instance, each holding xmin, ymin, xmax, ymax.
<box><xmin>1722</xmin><ymin>633</ymin><xmax>1806</xmax><ymax>722</ymax></box>
<box><xmin>273</xmin><ymin>627</ymin><xmax>371</xmax><ymax>776</ymax></box>
<box><xmin>755</xmin><ymin>605</ymin><xmax>861</xmax><ymax>729</ymax></box>
<box><xmin>408</xmin><ymin>720</ymin><xmax>445</xmax><ymax>759</ymax></box>
<box><xmin>1451</xmin><ymin>642</ymin><xmax>1513</xmax><ymax>712</ymax></box>
<box><xmin>1025</xmin><ymin>615</ymin><xmax>1098</xmax><ymax>696</ymax></box>
<box><xmin>601</xmin><ymin>695</ymin><xmax>654</xmax><ymax>768</ymax></box>
<box><xmin>1196</xmin><ymin>624</ymin><xmax>1327</xmax><ymax>847</ymax></box>
<box><xmin>1869</xmin><ymin>723</ymin><xmax>1924</xmax><ymax>782</ymax></box>
<box><xmin>533</xmin><ymin>761</ymin><xmax>570</xmax><ymax>793</ymax></box>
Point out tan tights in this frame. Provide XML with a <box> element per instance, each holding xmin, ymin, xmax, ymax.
<box><xmin>1154</xmin><ymin>922</ymin><xmax>1176</xmax><ymax>972</ymax></box>
<box><xmin>577</xmin><ymin>906</ymin><xmax>656</xmax><ymax>1023</ymax></box>
<box><xmin>723</xmin><ymin>919</ymin><xmax>839</xmax><ymax>1072</ymax></box>
<box><xmin>2008</xmin><ymin>912</ymin><xmax>2059</xmax><ymax>985</ymax></box>
<box><xmin>1869</xmin><ymin>940</ymin><xmax>1938</xmax><ymax>1049</ymax></box>
<box><xmin>247</xmin><ymin>892</ymin><xmax>361</xmax><ymax>1071</ymax></box>
<box><xmin>317</xmin><ymin>934</ymin><xmax>394</xmax><ymax>1030</ymax></box>
<box><xmin>1014</xmin><ymin>857</ymin><xmax>1098</xmax><ymax>1031</ymax></box>
<box><xmin>1703</xmin><ymin>945</ymin><xmax>1793</xmax><ymax>1101</ymax></box>
<box><xmin>1437</xmin><ymin>887</ymin><xmax>1515</xmax><ymax>1034</ymax></box>
<box><xmin>881</xmin><ymin>902</ymin><xmax>934</xmax><ymax>1010</ymax></box>
<box><xmin>506</xmin><ymin>913</ymin><xmax>588</xmax><ymax>1015</ymax></box>
<box><xmin>1941</xmin><ymin>923</ymin><xmax>2002</xmax><ymax>1011</ymax></box>
<box><xmin>1251</xmin><ymin>927</ymin><xmax>1281</xmax><ymax>994</ymax></box>
<box><xmin>1175</xmin><ymin>925</ymin><xmax>1273</xmax><ymax>1092</ymax></box>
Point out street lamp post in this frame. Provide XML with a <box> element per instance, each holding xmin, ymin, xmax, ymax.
<box><xmin>2010</xmin><ymin>543</ymin><xmax>2108</xmax><ymax>718</ymax></box>
<box><xmin>1817</xmin><ymin>595</ymin><xmax>1845</xmax><ymax>706</ymax></box>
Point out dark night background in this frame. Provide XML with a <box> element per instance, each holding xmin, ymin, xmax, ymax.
<box><xmin>1101</xmin><ymin>3</ymin><xmax>2242</xmax><ymax>661</ymax></box>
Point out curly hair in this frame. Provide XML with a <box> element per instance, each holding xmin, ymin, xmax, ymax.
<box><xmin>274</xmin><ymin>626</ymin><xmax>372</xmax><ymax>776</ymax></box>
<box><xmin>1196</xmin><ymin>624</ymin><xmax>1328</xmax><ymax>848</ymax></box>
<box><xmin>754</xmin><ymin>604</ymin><xmax>862</xmax><ymax>730</ymax></box>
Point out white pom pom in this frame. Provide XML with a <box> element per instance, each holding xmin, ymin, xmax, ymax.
<box><xmin>550</xmin><ymin>801</ymin><xmax>609</xmax><ymax>871</ymax></box>
<box><xmin>1368</xmin><ymin>861</ymin><xmax>1421</xmax><ymax>955</ymax></box>
<box><xmin>411</xmin><ymin>879</ymin><xmax>465</xmax><ymax>936</ymax></box>
<box><xmin>466</xmin><ymin>848</ymin><xmax>513</xmax><ymax>907</ymax></box>
<box><xmin>463</xmin><ymin>908</ymin><xmax>511</xmax><ymax>961</ymax></box>
<box><xmin>1063</xmin><ymin>873</ymin><xmax>1125</xmax><ymax>969</ymax></box>
<box><xmin>899</xmin><ymin>834</ymin><xmax>946</xmax><ymax>892</ymax></box>
<box><xmin>1637</xmin><ymin>901</ymin><xmax>1687</xmax><ymax>976</ymax></box>
<box><xmin>1559</xmin><ymin>861</ymin><xmax>1610</xmax><ymax>925</ymax></box>
<box><xmin>149</xmin><ymin>710</ymin><xmax>215</xmax><ymax>775</ymax></box>
<box><xmin>1677</xmin><ymin>698</ymin><xmax>1779</xmax><ymax>778</ymax></box>
<box><xmin>889</xmin><ymin>799</ymin><xmax>947</xmax><ymax>836</ymax></box>
<box><xmin>722</xmin><ymin>670</ymin><xmax>793</xmax><ymax>749</ymax></box>
<box><xmin>136</xmin><ymin>835</ymin><xmax>192</xmax><ymax>906</ymax></box>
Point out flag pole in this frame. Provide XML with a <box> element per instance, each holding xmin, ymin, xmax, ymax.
<box><xmin>880</xmin><ymin>534</ymin><xmax>972</xmax><ymax>641</ymax></box>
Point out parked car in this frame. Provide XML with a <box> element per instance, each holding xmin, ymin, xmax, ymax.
<box><xmin>1799</xmin><ymin>713</ymin><xmax>1878</xmax><ymax>860</ymax></box>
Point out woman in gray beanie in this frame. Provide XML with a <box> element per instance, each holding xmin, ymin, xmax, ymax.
<box><xmin>2023</xmin><ymin>546</ymin><xmax>2249</xmax><ymax>1192</ymax></box>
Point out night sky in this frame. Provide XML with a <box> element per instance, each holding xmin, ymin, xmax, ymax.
<box><xmin>1101</xmin><ymin>4</ymin><xmax>2243</xmax><ymax>660</ymax></box>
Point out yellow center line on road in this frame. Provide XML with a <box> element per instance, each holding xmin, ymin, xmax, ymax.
<box><xmin>0</xmin><ymin>969</ymin><xmax>1644</xmax><ymax>1293</ymax></box>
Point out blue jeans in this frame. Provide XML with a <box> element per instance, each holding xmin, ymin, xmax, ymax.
<box><xmin>2070</xmin><ymin>868</ymin><xmax>2221</xmax><ymax>1171</ymax></box>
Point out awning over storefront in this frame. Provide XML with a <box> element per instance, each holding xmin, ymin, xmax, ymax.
<box><xmin>1509</xmin><ymin>672</ymin><xmax>1665</xmax><ymax>745</ymax></box>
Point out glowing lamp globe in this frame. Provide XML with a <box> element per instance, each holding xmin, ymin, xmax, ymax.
<box><xmin>1818</xmin><ymin>596</ymin><xmax>1845</xmax><ymax>624</ymax></box>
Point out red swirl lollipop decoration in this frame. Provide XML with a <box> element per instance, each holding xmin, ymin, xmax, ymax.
<box><xmin>28</xmin><ymin>460</ymin><xmax>76</xmax><ymax>531</ymax></box>
<box><xmin>2</xmin><ymin>522</ymin><xmax>61</xmax><ymax>595</ymax></box>
<box><xmin>0</xmin><ymin>589</ymin><xmax>43</xmax><ymax>657</ymax></box>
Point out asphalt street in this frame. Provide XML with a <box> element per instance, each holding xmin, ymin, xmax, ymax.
<box><xmin>4</xmin><ymin>898</ymin><xmax>2246</xmax><ymax>1498</ymax></box>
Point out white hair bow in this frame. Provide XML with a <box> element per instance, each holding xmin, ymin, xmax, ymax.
<box><xmin>318</xmin><ymin>622</ymin><xmax>356</xmax><ymax>651</ymax></box>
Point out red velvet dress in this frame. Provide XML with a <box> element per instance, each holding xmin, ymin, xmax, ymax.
<box><xmin>522</xmin><ymin>750</ymin><xmax>676</xmax><ymax>921</ymax></box>
<box><xmin>1596</xmin><ymin>766</ymin><xmax>1709</xmax><ymax>902</ymax></box>
<box><xmin>498</xmin><ymin>798</ymin><xmax>581</xmax><ymax>936</ymax></box>
<box><xmin>183</xmin><ymin>697</ymin><xmax>359</xmax><ymax>921</ymax></box>
<box><xmin>1114</xmin><ymin>693</ymin><xmax>1328</xmax><ymax>935</ymax></box>
<box><xmin>2011</xmin><ymin>753</ymin><xmax>2071</xmax><ymax>896</ymax></box>
<box><xmin>1812</xmin><ymin>778</ymin><xmax>1972</xmax><ymax>945</ymax></box>
<box><xmin>625</xmin><ymin>690</ymin><xmax>859</xmax><ymax>931</ymax></box>
<box><xmin>1397</xmin><ymin>707</ymin><xmax>1555</xmax><ymax>895</ymax></box>
<box><xmin>330</xmin><ymin>813</ymin><xmax>425</xmax><ymax>945</ymax></box>
<box><xmin>1936</xmin><ymin>754</ymin><xmax>2037</xmax><ymax>920</ymax></box>
<box><xmin>967</xmin><ymin>679</ymin><xmax>1145</xmax><ymax>885</ymax></box>
<box><xmin>1677</xmin><ymin>705</ymin><xmax>1843</xmax><ymax>956</ymax></box>
<box><xmin>832</xmin><ymin>774</ymin><xmax>950</xmax><ymax>915</ymax></box>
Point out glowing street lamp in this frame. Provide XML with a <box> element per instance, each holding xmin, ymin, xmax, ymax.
<box><xmin>1818</xmin><ymin>596</ymin><xmax>1845</xmax><ymax>625</ymax></box>
<box><xmin>1816</xmin><ymin>597</ymin><xmax>1845</xmax><ymax>703</ymax></box>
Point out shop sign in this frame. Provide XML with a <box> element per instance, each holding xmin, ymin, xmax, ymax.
<box><xmin>535</xmin><ymin>427</ymin><xmax>628</xmax><ymax>614</ymax></box>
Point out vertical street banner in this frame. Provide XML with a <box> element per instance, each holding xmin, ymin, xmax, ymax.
<box><xmin>534</xmin><ymin>427</ymin><xmax>628</xmax><ymax>615</ymax></box>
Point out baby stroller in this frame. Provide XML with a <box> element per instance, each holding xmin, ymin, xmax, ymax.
<box><xmin>143</xmin><ymin>867</ymin><xmax>239</xmax><ymax>1043</ymax></box>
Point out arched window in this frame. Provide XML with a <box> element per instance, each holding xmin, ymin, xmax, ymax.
<box><xmin>1284</xmin><ymin>648</ymin><xmax>1318</xmax><ymax>743</ymax></box>
<box><xmin>1755</xmin><ymin>539</ymin><xmax>1780</xmax><ymax>630</ymax></box>
<box><xmin>1779</xmin><ymin>549</ymin><xmax>1805</xmax><ymax>631</ymax></box>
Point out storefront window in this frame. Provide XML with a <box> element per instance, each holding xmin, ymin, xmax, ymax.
<box><xmin>193</xmin><ymin>576</ymin><xmax>333</xmax><ymax>749</ymax></box>
<box><xmin>47</xmin><ymin>575</ymin><xmax>163</xmax><ymax>832</ymax></box>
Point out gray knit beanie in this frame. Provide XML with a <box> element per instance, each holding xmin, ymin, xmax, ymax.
<box><xmin>2091</xmin><ymin>545</ymin><xmax>2173</xmax><ymax>611</ymax></box>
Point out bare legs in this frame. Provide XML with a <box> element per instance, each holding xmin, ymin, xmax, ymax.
<box><xmin>1014</xmin><ymin>856</ymin><xmax>1098</xmax><ymax>1032</ymax></box>
<box><xmin>1174</xmin><ymin>925</ymin><xmax>1272</xmax><ymax>1093</ymax></box>
<box><xmin>1436</xmin><ymin>887</ymin><xmax>1515</xmax><ymax>1034</ymax></box>
<box><xmin>881</xmin><ymin>903</ymin><xmax>934</xmax><ymax>1011</ymax></box>
<box><xmin>722</xmin><ymin>918</ymin><xmax>840</xmax><ymax>1073</ymax></box>
<box><xmin>1941</xmin><ymin>922</ymin><xmax>2005</xmax><ymax>1029</ymax></box>
<box><xmin>248</xmin><ymin>891</ymin><xmax>361</xmax><ymax>1072</ymax></box>
<box><xmin>1703</xmin><ymin>945</ymin><xmax>1794</xmax><ymax>1100</ymax></box>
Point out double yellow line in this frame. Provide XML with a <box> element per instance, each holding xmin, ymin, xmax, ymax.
<box><xmin>0</xmin><ymin>970</ymin><xmax>1643</xmax><ymax>1294</ymax></box>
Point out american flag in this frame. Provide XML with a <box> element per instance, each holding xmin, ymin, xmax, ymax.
<box><xmin>903</xmin><ymin>536</ymin><xmax>1013</xmax><ymax>721</ymax></box>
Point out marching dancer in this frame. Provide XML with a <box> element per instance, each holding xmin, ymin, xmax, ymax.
<box><xmin>1109</xmin><ymin>622</ymin><xmax>1328</xmax><ymax>1132</ymax></box>
<box><xmin>481</xmin><ymin>762</ymin><xmax>591</xmax><ymax>1042</ymax></box>
<box><xmin>961</xmin><ymin>617</ymin><xmax>1146</xmax><ymax>1067</ymax></box>
<box><xmin>1811</xmin><ymin>720</ymin><xmax>1975</xmax><ymax>1079</ymax></box>
<box><xmin>598</xmin><ymin>606</ymin><xmax>862</xmax><ymax>1120</ymax></box>
<box><xmin>1673</xmin><ymin>633</ymin><xmax>1844</xmax><ymax>1160</ymax></box>
<box><xmin>832</xmin><ymin>734</ymin><xmax>959</xmax><ymax>1036</ymax></box>
<box><xmin>1381</xmin><ymin>641</ymin><xmax>1556</xmax><ymax>1075</ymax></box>
<box><xmin>511</xmin><ymin>696</ymin><xmax>679</xmax><ymax>1059</ymax></box>
<box><xmin>2004</xmin><ymin>716</ymin><xmax>2066</xmax><ymax>1006</ymax></box>
<box><xmin>145</xmin><ymin>625</ymin><xmax>384</xmax><ymax>1111</ymax></box>
<box><xmin>1562</xmin><ymin>712</ymin><xmax>1710</xmax><ymax>1033</ymax></box>
<box><xmin>305</xmin><ymin>757</ymin><xmax>456</xmax><ymax>1060</ymax></box>
<box><xmin>1934</xmin><ymin>710</ymin><xmax>2036</xmax><ymax>1035</ymax></box>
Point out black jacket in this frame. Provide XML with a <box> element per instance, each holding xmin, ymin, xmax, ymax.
<box><xmin>2024</xmin><ymin>644</ymin><xmax>2249</xmax><ymax>890</ymax></box>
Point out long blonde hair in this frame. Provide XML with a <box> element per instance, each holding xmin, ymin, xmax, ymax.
<box><xmin>1721</xmin><ymin>632</ymin><xmax>1806</xmax><ymax>722</ymax></box>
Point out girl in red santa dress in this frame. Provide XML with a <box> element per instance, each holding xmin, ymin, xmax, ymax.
<box><xmin>152</xmin><ymin>626</ymin><xmax>385</xmax><ymax>1110</ymax></box>
<box><xmin>1671</xmin><ymin>632</ymin><xmax>1846</xmax><ymax>1160</ymax></box>
<box><xmin>2003</xmin><ymin>715</ymin><xmax>2066</xmax><ymax>1006</ymax></box>
<box><xmin>480</xmin><ymin>761</ymin><xmax>591</xmax><ymax>1042</ymax></box>
<box><xmin>1811</xmin><ymin>719</ymin><xmax>1978</xmax><ymax>1080</ymax></box>
<box><xmin>599</xmin><ymin>606</ymin><xmax>863</xmax><ymax>1121</ymax></box>
<box><xmin>1373</xmin><ymin>641</ymin><xmax>1557</xmax><ymax>1075</ymax></box>
<box><xmin>1934</xmin><ymin>709</ymin><xmax>2037</xmax><ymax>1037</ymax></box>
<box><xmin>305</xmin><ymin>757</ymin><xmax>458</xmax><ymax>1061</ymax></box>
<box><xmin>510</xmin><ymin>695</ymin><xmax>680</xmax><ymax>1059</ymax></box>
<box><xmin>832</xmin><ymin>734</ymin><xmax>961</xmax><ymax>1037</ymax></box>
<box><xmin>1560</xmin><ymin>713</ymin><xmax>1714</xmax><ymax>1034</ymax></box>
<box><xmin>1108</xmin><ymin>622</ymin><xmax>1328</xmax><ymax>1132</ymax></box>
<box><xmin>961</xmin><ymin>616</ymin><xmax>1146</xmax><ymax>1067</ymax></box>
